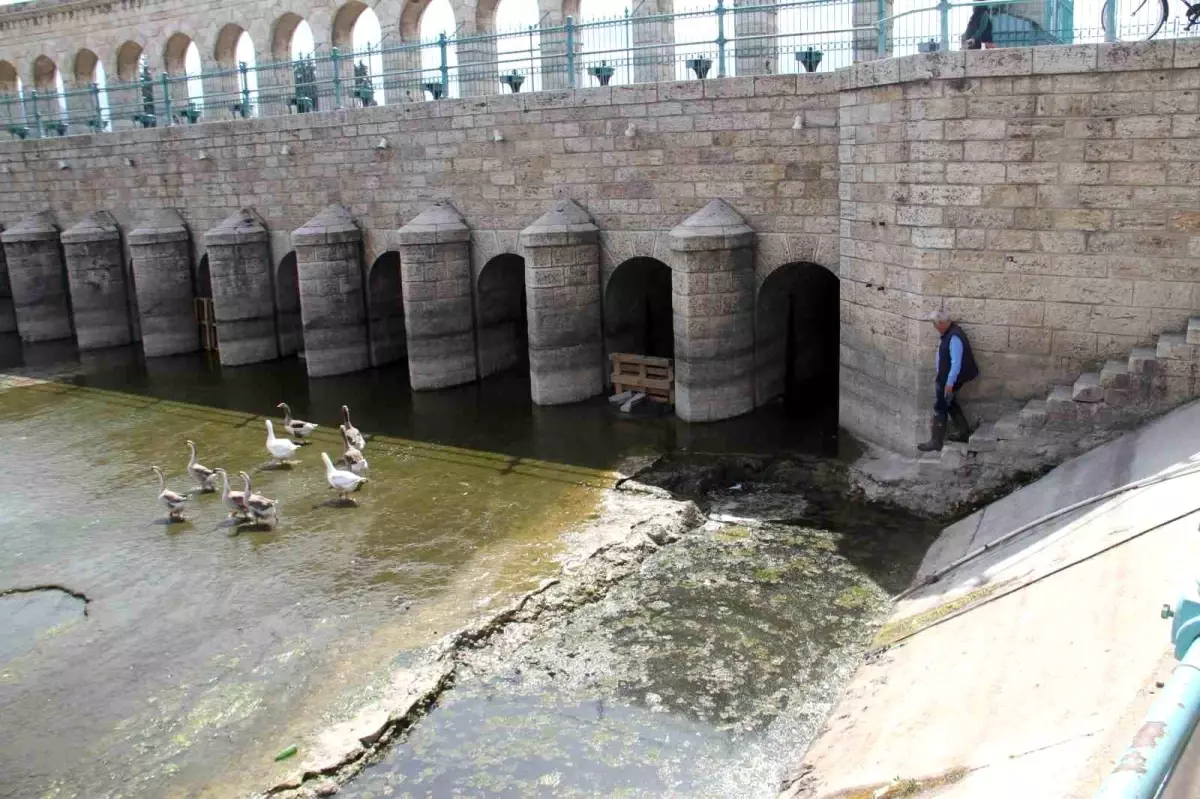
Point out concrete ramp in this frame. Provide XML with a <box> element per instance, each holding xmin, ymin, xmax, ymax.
<box><xmin>790</xmin><ymin>399</ymin><xmax>1200</xmax><ymax>798</ymax></box>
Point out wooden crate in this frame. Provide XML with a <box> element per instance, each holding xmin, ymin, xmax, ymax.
<box><xmin>195</xmin><ymin>297</ymin><xmax>218</xmax><ymax>352</ymax></box>
<box><xmin>611</xmin><ymin>352</ymin><xmax>674</xmax><ymax>404</ymax></box>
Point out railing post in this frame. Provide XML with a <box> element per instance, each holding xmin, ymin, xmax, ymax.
<box><xmin>716</xmin><ymin>0</ymin><xmax>728</xmax><ymax>78</ymax></box>
<box><xmin>566</xmin><ymin>15</ymin><xmax>576</xmax><ymax>88</ymax></box>
<box><xmin>938</xmin><ymin>0</ymin><xmax>950</xmax><ymax>51</ymax></box>
<box><xmin>877</xmin><ymin>0</ymin><xmax>887</xmax><ymax>57</ymax></box>
<box><xmin>331</xmin><ymin>47</ymin><xmax>343</xmax><ymax>108</ymax></box>
<box><xmin>1103</xmin><ymin>0</ymin><xmax>1117</xmax><ymax>41</ymax></box>
<box><xmin>31</xmin><ymin>90</ymin><xmax>41</xmax><ymax>138</ymax></box>
<box><xmin>91</xmin><ymin>82</ymin><xmax>103</xmax><ymax>131</ymax></box>
<box><xmin>239</xmin><ymin>60</ymin><xmax>251</xmax><ymax>117</ymax></box>
<box><xmin>438</xmin><ymin>33</ymin><xmax>449</xmax><ymax>95</ymax></box>
<box><xmin>161</xmin><ymin>72</ymin><xmax>172</xmax><ymax>122</ymax></box>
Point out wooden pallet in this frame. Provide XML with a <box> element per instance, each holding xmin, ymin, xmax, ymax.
<box><xmin>611</xmin><ymin>352</ymin><xmax>674</xmax><ymax>404</ymax></box>
<box><xmin>195</xmin><ymin>297</ymin><xmax>218</xmax><ymax>352</ymax></box>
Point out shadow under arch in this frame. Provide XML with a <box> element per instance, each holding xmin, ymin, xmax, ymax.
<box><xmin>275</xmin><ymin>252</ymin><xmax>302</xmax><ymax>357</ymax></box>
<box><xmin>604</xmin><ymin>256</ymin><xmax>673</xmax><ymax>364</ymax></box>
<box><xmin>475</xmin><ymin>253</ymin><xmax>527</xmax><ymax>382</ymax></box>
<box><xmin>367</xmin><ymin>251</ymin><xmax>405</xmax><ymax>367</ymax></box>
<box><xmin>755</xmin><ymin>261</ymin><xmax>840</xmax><ymax>419</ymax></box>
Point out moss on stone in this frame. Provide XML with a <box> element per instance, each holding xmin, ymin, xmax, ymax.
<box><xmin>873</xmin><ymin>582</ymin><xmax>1011</xmax><ymax>649</ymax></box>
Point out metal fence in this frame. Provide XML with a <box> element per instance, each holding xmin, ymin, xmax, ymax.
<box><xmin>0</xmin><ymin>0</ymin><xmax>1183</xmax><ymax>140</ymax></box>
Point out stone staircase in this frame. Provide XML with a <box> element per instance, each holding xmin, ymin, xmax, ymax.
<box><xmin>927</xmin><ymin>316</ymin><xmax>1200</xmax><ymax>474</ymax></box>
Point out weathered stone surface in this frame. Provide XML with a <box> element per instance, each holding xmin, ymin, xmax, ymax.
<box><xmin>293</xmin><ymin>205</ymin><xmax>367</xmax><ymax>378</ymax></box>
<box><xmin>1072</xmin><ymin>372</ymin><xmax>1103</xmax><ymax>402</ymax></box>
<box><xmin>0</xmin><ymin>224</ymin><xmax>13</xmax><ymax>334</ymax></box>
<box><xmin>129</xmin><ymin>209</ymin><xmax>199</xmax><ymax>358</ymax></box>
<box><xmin>204</xmin><ymin>208</ymin><xmax>277</xmax><ymax>367</ymax></box>
<box><xmin>1</xmin><ymin>211</ymin><xmax>72</xmax><ymax>344</ymax></box>
<box><xmin>1020</xmin><ymin>399</ymin><xmax>1048</xmax><ymax>428</ymax></box>
<box><xmin>62</xmin><ymin>211</ymin><xmax>132</xmax><ymax>350</ymax></box>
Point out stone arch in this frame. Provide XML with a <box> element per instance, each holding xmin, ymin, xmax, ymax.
<box><xmin>30</xmin><ymin>55</ymin><xmax>66</xmax><ymax>121</ymax></box>
<box><xmin>275</xmin><ymin>252</ymin><xmax>302</xmax><ymax>357</ymax></box>
<box><xmin>367</xmin><ymin>251</ymin><xmax>405</xmax><ymax>367</ymax></box>
<box><xmin>214</xmin><ymin>23</ymin><xmax>249</xmax><ymax>67</ymax></box>
<box><xmin>163</xmin><ymin>32</ymin><xmax>195</xmax><ymax>75</ymax></box>
<box><xmin>331</xmin><ymin>0</ymin><xmax>371</xmax><ymax>49</ymax></box>
<box><xmin>116</xmin><ymin>41</ymin><xmax>145</xmax><ymax>82</ymax></box>
<box><xmin>603</xmin><ymin>256</ymin><xmax>673</xmax><ymax>363</ymax></box>
<box><xmin>272</xmin><ymin>12</ymin><xmax>310</xmax><ymax>60</ymax></box>
<box><xmin>476</xmin><ymin>253</ymin><xmax>527</xmax><ymax>380</ymax></box>
<box><xmin>755</xmin><ymin>261</ymin><xmax>840</xmax><ymax>417</ymax></box>
<box><xmin>401</xmin><ymin>0</ymin><xmax>459</xmax><ymax>41</ymax></box>
<box><xmin>72</xmin><ymin>49</ymin><xmax>99</xmax><ymax>87</ymax></box>
<box><xmin>0</xmin><ymin>60</ymin><xmax>17</xmax><ymax>93</ymax></box>
<box><xmin>31</xmin><ymin>55</ymin><xmax>59</xmax><ymax>91</ymax></box>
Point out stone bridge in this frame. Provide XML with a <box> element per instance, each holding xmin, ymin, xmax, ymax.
<box><xmin>4</xmin><ymin>34</ymin><xmax>1200</xmax><ymax>454</ymax></box>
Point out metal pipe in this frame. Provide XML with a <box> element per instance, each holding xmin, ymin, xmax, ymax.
<box><xmin>1095</xmin><ymin>639</ymin><xmax>1200</xmax><ymax>797</ymax></box>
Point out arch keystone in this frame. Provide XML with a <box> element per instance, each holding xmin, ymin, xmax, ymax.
<box><xmin>204</xmin><ymin>209</ymin><xmax>277</xmax><ymax>366</ymax></box>
<box><xmin>668</xmin><ymin>200</ymin><xmax>758</xmax><ymax>423</ymax></box>
<box><xmin>292</xmin><ymin>205</ymin><xmax>368</xmax><ymax>377</ymax></box>
<box><xmin>395</xmin><ymin>202</ymin><xmax>476</xmax><ymax>389</ymax></box>
<box><xmin>519</xmin><ymin>199</ymin><xmax>603</xmax><ymax>406</ymax></box>
<box><xmin>62</xmin><ymin>211</ymin><xmax>133</xmax><ymax>350</ymax></box>
<box><xmin>1</xmin><ymin>211</ymin><xmax>72</xmax><ymax>343</ymax></box>
<box><xmin>129</xmin><ymin>209</ymin><xmax>199</xmax><ymax>357</ymax></box>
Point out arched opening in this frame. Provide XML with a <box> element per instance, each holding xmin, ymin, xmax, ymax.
<box><xmin>476</xmin><ymin>254</ymin><xmax>527</xmax><ymax>380</ymax></box>
<box><xmin>672</xmin><ymin>0</ymin><xmax>737</xmax><ymax>79</ymax></box>
<box><xmin>116</xmin><ymin>42</ymin><xmax>145</xmax><ymax>82</ymax></box>
<box><xmin>32</xmin><ymin>56</ymin><xmax>68</xmax><ymax>125</ymax></box>
<box><xmin>578</xmin><ymin>0</ymin><xmax>633</xmax><ymax>87</ymax></box>
<box><xmin>276</xmin><ymin>253</ymin><xmax>302</xmax><ymax>357</ymax></box>
<box><xmin>367</xmin><ymin>252</ymin><xmax>405</xmax><ymax>366</ymax></box>
<box><xmin>73</xmin><ymin>49</ymin><xmax>110</xmax><ymax>131</ymax></box>
<box><xmin>196</xmin><ymin>255</ymin><xmax>217</xmax><ymax>352</ymax></box>
<box><xmin>418</xmin><ymin>0</ymin><xmax>458</xmax><ymax>99</ymax></box>
<box><xmin>333</xmin><ymin>1</ymin><xmax>386</xmax><ymax>106</ymax></box>
<box><xmin>0</xmin><ymin>61</ymin><xmax>23</xmax><ymax>129</ymax></box>
<box><xmin>604</xmin><ymin>257</ymin><xmax>673</xmax><ymax>365</ymax></box>
<box><xmin>755</xmin><ymin>262</ymin><xmax>840</xmax><ymax>418</ymax></box>
<box><xmin>273</xmin><ymin>13</ymin><xmax>314</xmax><ymax>60</ymax></box>
<box><xmin>164</xmin><ymin>34</ymin><xmax>204</xmax><ymax>112</ymax></box>
<box><xmin>215</xmin><ymin>25</ymin><xmax>259</xmax><ymax>117</ymax></box>
<box><xmin>491</xmin><ymin>0</ymin><xmax>542</xmax><ymax>93</ymax></box>
<box><xmin>272</xmin><ymin>15</ymin><xmax>317</xmax><ymax>113</ymax></box>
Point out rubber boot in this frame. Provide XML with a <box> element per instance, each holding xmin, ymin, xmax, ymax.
<box><xmin>947</xmin><ymin>404</ymin><xmax>971</xmax><ymax>443</ymax></box>
<box><xmin>917</xmin><ymin>417</ymin><xmax>947</xmax><ymax>452</ymax></box>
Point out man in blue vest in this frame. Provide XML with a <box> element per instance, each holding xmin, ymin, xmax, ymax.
<box><xmin>918</xmin><ymin>309</ymin><xmax>980</xmax><ymax>452</ymax></box>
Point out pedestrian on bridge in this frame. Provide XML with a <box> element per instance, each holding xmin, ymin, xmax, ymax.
<box><xmin>918</xmin><ymin>309</ymin><xmax>980</xmax><ymax>453</ymax></box>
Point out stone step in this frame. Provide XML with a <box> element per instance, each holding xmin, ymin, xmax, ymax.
<box><xmin>966</xmin><ymin>421</ymin><xmax>997</xmax><ymax>452</ymax></box>
<box><xmin>1157</xmin><ymin>332</ymin><xmax>1195</xmax><ymax>361</ymax></box>
<box><xmin>1129</xmin><ymin>347</ymin><xmax>1158</xmax><ymax>377</ymax></box>
<box><xmin>1099</xmin><ymin>359</ymin><xmax>1130</xmax><ymax>390</ymax></box>
<box><xmin>994</xmin><ymin>412</ymin><xmax>1022</xmax><ymax>440</ymax></box>
<box><xmin>939</xmin><ymin>441</ymin><xmax>969</xmax><ymax>469</ymax></box>
<box><xmin>1072</xmin><ymin>372</ymin><xmax>1103</xmax><ymax>402</ymax></box>
<box><xmin>1020</xmin><ymin>399</ymin><xmax>1048</xmax><ymax>428</ymax></box>
<box><xmin>1188</xmin><ymin>316</ymin><xmax>1200</xmax><ymax>346</ymax></box>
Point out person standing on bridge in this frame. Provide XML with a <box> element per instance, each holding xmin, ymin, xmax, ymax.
<box><xmin>918</xmin><ymin>309</ymin><xmax>979</xmax><ymax>453</ymax></box>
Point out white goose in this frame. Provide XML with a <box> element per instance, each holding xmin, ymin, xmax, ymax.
<box><xmin>339</xmin><ymin>424</ymin><xmax>368</xmax><ymax>476</ymax></box>
<box><xmin>239</xmin><ymin>471</ymin><xmax>279</xmax><ymax>528</ymax></box>
<box><xmin>214</xmin><ymin>467</ymin><xmax>248</xmax><ymax>518</ymax></box>
<box><xmin>277</xmin><ymin>402</ymin><xmax>318</xmax><ymax>440</ymax></box>
<box><xmin>265</xmin><ymin>420</ymin><xmax>300</xmax><ymax>464</ymax></box>
<box><xmin>341</xmin><ymin>405</ymin><xmax>366</xmax><ymax>451</ymax></box>
<box><xmin>151</xmin><ymin>466</ymin><xmax>188</xmax><ymax>521</ymax></box>
<box><xmin>185</xmin><ymin>439</ymin><xmax>218</xmax><ymax>492</ymax></box>
<box><xmin>321</xmin><ymin>451</ymin><xmax>369</xmax><ymax>502</ymax></box>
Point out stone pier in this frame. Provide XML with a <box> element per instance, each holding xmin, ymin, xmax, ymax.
<box><xmin>0</xmin><ymin>224</ymin><xmax>16</xmax><ymax>334</ymax></box>
<box><xmin>520</xmin><ymin>200</ymin><xmax>604</xmax><ymax>406</ymax></box>
<box><xmin>669</xmin><ymin>200</ymin><xmax>756</xmax><ymax>423</ymax></box>
<box><xmin>61</xmin><ymin>211</ymin><xmax>132</xmax><ymax>350</ymax></box>
<box><xmin>0</xmin><ymin>211</ymin><xmax>73</xmax><ymax>344</ymax></box>
<box><xmin>128</xmin><ymin>209</ymin><xmax>200</xmax><ymax>358</ymax></box>
<box><xmin>293</xmin><ymin>205</ymin><xmax>368</xmax><ymax>378</ymax></box>
<box><xmin>395</xmin><ymin>202</ymin><xmax>476</xmax><ymax>390</ymax></box>
<box><xmin>203</xmin><ymin>209</ymin><xmax>278</xmax><ymax>367</ymax></box>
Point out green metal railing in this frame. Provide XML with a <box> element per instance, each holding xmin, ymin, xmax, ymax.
<box><xmin>0</xmin><ymin>0</ymin><xmax>1150</xmax><ymax>141</ymax></box>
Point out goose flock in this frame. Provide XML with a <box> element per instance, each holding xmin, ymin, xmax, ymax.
<box><xmin>150</xmin><ymin>403</ymin><xmax>371</xmax><ymax>527</ymax></box>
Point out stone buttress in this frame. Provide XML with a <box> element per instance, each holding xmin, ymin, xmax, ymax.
<box><xmin>61</xmin><ymin>211</ymin><xmax>133</xmax><ymax>350</ymax></box>
<box><xmin>292</xmin><ymin>205</ymin><xmax>368</xmax><ymax>378</ymax></box>
<box><xmin>0</xmin><ymin>211</ymin><xmax>73</xmax><ymax>343</ymax></box>
<box><xmin>203</xmin><ymin>208</ymin><xmax>278</xmax><ymax>366</ymax></box>
<box><xmin>128</xmin><ymin>209</ymin><xmax>200</xmax><ymax>357</ymax></box>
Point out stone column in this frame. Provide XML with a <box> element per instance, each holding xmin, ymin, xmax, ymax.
<box><xmin>734</xmin><ymin>0</ymin><xmax>778</xmax><ymax>76</ymax></box>
<box><xmin>128</xmin><ymin>209</ymin><xmax>200</xmax><ymax>357</ymax></box>
<box><xmin>854</xmin><ymin>0</ymin><xmax>891</xmax><ymax>62</ymax></box>
<box><xmin>203</xmin><ymin>208</ymin><xmax>278</xmax><ymax>366</ymax></box>
<box><xmin>0</xmin><ymin>224</ymin><xmax>15</xmax><ymax>333</ymax></box>
<box><xmin>519</xmin><ymin>199</ymin><xmax>604</xmax><ymax>405</ymax></box>
<box><xmin>293</xmin><ymin>204</ymin><xmax>369</xmax><ymax>378</ymax></box>
<box><xmin>633</xmin><ymin>0</ymin><xmax>676</xmax><ymax>84</ymax></box>
<box><xmin>669</xmin><ymin>199</ymin><xmax>756</xmax><ymax>422</ymax></box>
<box><xmin>395</xmin><ymin>202</ymin><xmax>476</xmax><ymax>389</ymax></box>
<box><xmin>61</xmin><ymin>211</ymin><xmax>133</xmax><ymax>350</ymax></box>
<box><xmin>0</xmin><ymin>211</ymin><xmax>73</xmax><ymax>343</ymax></box>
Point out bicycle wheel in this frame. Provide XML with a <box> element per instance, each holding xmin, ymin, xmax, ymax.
<box><xmin>1101</xmin><ymin>0</ymin><xmax>1169</xmax><ymax>40</ymax></box>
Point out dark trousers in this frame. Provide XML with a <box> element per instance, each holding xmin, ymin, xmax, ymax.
<box><xmin>934</xmin><ymin>382</ymin><xmax>956</xmax><ymax>419</ymax></box>
<box><xmin>935</xmin><ymin>382</ymin><xmax>970</xmax><ymax>439</ymax></box>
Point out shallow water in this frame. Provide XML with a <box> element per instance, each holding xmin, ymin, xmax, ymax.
<box><xmin>0</xmin><ymin>337</ymin><xmax>849</xmax><ymax>798</ymax></box>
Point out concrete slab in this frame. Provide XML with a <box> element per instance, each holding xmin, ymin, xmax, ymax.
<box><xmin>789</xmin><ymin>399</ymin><xmax>1200</xmax><ymax>798</ymax></box>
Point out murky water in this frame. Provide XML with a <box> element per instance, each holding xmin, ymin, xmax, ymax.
<box><xmin>0</xmin><ymin>335</ymin><xmax>901</xmax><ymax>799</ymax></box>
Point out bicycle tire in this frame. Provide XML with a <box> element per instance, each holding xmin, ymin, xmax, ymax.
<box><xmin>1101</xmin><ymin>0</ymin><xmax>1169</xmax><ymax>40</ymax></box>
